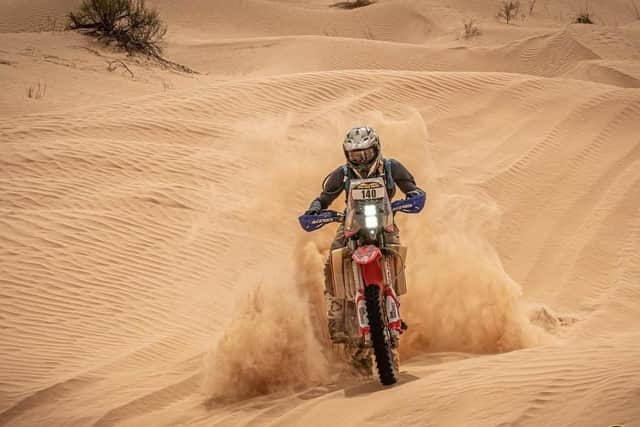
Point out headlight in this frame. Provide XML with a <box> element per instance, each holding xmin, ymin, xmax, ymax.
<box><xmin>363</xmin><ymin>204</ymin><xmax>379</xmax><ymax>229</ymax></box>
<box><xmin>364</xmin><ymin>216</ymin><xmax>378</xmax><ymax>228</ymax></box>
<box><xmin>365</xmin><ymin>215</ymin><xmax>378</xmax><ymax>229</ymax></box>
<box><xmin>364</xmin><ymin>204</ymin><xmax>377</xmax><ymax>216</ymax></box>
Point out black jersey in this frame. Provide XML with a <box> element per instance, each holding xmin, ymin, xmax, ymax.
<box><xmin>313</xmin><ymin>159</ymin><xmax>423</xmax><ymax>210</ymax></box>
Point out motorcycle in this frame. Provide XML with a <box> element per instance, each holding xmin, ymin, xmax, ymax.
<box><xmin>299</xmin><ymin>177</ymin><xmax>425</xmax><ymax>385</ymax></box>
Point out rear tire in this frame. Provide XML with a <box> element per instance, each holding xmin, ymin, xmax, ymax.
<box><xmin>364</xmin><ymin>285</ymin><xmax>398</xmax><ymax>385</ymax></box>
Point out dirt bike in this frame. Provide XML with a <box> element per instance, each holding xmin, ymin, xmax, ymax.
<box><xmin>299</xmin><ymin>177</ymin><xmax>425</xmax><ymax>385</ymax></box>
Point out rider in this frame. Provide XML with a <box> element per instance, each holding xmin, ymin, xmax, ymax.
<box><xmin>304</xmin><ymin>126</ymin><xmax>425</xmax><ymax>343</ymax></box>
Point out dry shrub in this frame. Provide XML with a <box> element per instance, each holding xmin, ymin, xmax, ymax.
<box><xmin>463</xmin><ymin>18</ymin><xmax>481</xmax><ymax>39</ymax></box>
<box><xmin>107</xmin><ymin>60</ymin><xmax>134</xmax><ymax>78</ymax></box>
<box><xmin>27</xmin><ymin>81</ymin><xmax>47</xmax><ymax>100</ymax></box>
<box><xmin>632</xmin><ymin>1</ymin><xmax>640</xmax><ymax>19</ymax></box>
<box><xmin>68</xmin><ymin>0</ymin><xmax>197</xmax><ymax>73</ymax></box>
<box><xmin>68</xmin><ymin>0</ymin><xmax>166</xmax><ymax>56</ymax></box>
<box><xmin>497</xmin><ymin>0</ymin><xmax>521</xmax><ymax>24</ymax></box>
<box><xmin>574</xmin><ymin>9</ymin><xmax>595</xmax><ymax>24</ymax></box>
<box><xmin>330</xmin><ymin>0</ymin><xmax>375</xmax><ymax>10</ymax></box>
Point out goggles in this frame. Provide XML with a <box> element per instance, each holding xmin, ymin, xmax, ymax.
<box><xmin>346</xmin><ymin>147</ymin><xmax>377</xmax><ymax>165</ymax></box>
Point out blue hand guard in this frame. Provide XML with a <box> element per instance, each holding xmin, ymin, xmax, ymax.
<box><xmin>391</xmin><ymin>192</ymin><xmax>426</xmax><ymax>214</ymax></box>
<box><xmin>299</xmin><ymin>211</ymin><xmax>341</xmax><ymax>232</ymax></box>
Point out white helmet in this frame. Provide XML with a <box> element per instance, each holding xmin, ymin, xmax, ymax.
<box><xmin>343</xmin><ymin>126</ymin><xmax>382</xmax><ymax>177</ymax></box>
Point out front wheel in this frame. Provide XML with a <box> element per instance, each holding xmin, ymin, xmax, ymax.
<box><xmin>364</xmin><ymin>285</ymin><xmax>398</xmax><ymax>385</ymax></box>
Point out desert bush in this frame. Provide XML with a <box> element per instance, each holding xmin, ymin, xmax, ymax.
<box><xmin>352</xmin><ymin>0</ymin><xmax>374</xmax><ymax>6</ymax></box>
<box><xmin>630</xmin><ymin>1</ymin><xmax>640</xmax><ymax>19</ymax></box>
<box><xmin>497</xmin><ymin>0</ymin><xmax>521</xmax><ymax>24</ymax></box>
<box><xmin>463</xmin><ymin>19</ymin><xmax>481</xmax><ymax>39</ymax></box>
<box><xmin>27</xmin><ymin>81</ymin><xmax>47</xmax><ymax>100</ymax></box>
<box><xmin>68</xmin><ymin>0</ymin><xmax>166</xmax><ymax>57</ymax></box>
<box><xmin>574</xmin><ymin>8</ymin><xmax>595</xmax><ymax>24</ymax></box>
<box><xmin>330</xmin><ymin>0</ymin><xmax>374</xmax><ymax>9</ymax></box>
<box><xmin>68</xmin><ymin>0</ymin><xmax>197</xmax><ymax>73</ymax></box>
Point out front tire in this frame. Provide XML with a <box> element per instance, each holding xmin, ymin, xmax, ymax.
<box><xmin>364</xmin><ymin>285</ymin><xmax>398</xmax><ymax>385</ymax></box>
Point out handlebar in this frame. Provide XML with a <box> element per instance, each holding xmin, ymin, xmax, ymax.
<box><xmin>298</xmin><ymin>192</ymin><xmax>426</xmax><ymax>233</ymax></box>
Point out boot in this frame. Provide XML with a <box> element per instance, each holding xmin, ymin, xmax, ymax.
<box><xmin>326</xmin><ymin>294</ymin><xmax>347</xmax><ymax>343</ymax></box>
<box><xmin>349</xmin><ymin>344</ymin><xmax>373</xmax><ymax>377</ymax></box>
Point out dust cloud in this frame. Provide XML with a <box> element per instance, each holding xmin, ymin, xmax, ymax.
<box><xmin>203</xmin><ymin>117</ymin><xmax>335</xmax><ymax>401</ymax></box>
<box><xmin>386</xmin><ymin>111</ymin><xmax>553</xmax><ymax>356</ymax></box>
<box><xmin>400</xmin><ymin>193</ymin><xmax>552</xmax><ymax>357</ymax></box>
<box><xmin>202</xmin><ymin>257</ymin><xmax>330</xmax><ymax>401</ymax></box>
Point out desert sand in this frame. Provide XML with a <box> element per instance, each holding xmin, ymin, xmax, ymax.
<box><xmin>1</xmin><ymin>0</ymin><xmax>640</xmax><ymax>426</ymax></box>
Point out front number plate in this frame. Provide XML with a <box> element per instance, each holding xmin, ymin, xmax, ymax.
<box><xmin>352</xmin><ymin>187</ymin><xmax>384</xmax><ymax>201</ymax></box>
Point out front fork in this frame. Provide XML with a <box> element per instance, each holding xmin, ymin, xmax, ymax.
<box><xmin>355</xmin><ymin>266</ymin><xmax>402</xmax><ymax>347</ymax></box>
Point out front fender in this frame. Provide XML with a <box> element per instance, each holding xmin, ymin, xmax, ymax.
<box><xmin>353</xmin><ymin>245</ymin><xmax>384</xmax><ymax>287</ymax></box>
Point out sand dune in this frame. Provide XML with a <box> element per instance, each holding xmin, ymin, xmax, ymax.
<box><xmin>1</xmin><ymin>0</ymin><xmax>639</xmax><ymax>426</ymax></box>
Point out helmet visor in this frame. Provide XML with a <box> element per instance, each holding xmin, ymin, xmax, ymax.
<box><xmin>347</xmin><ymin>147</ymin><xmax>377</xmax><ymax>165</ymax></box>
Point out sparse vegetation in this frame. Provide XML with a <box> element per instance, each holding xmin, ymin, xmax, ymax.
<box><xmin>67</xmin><ymin>0</ymin><xmax>197</xmax><ymax>73</ymax></box>
<box><xmin>27</xmin><ymin>81</ymin><xmax>47</xmax><ymax>100</ymax></box>
<box><xmin>574</xmin><ymin>6</ymin><xmax>595</xmax><ymax>24</ymax></box>
<box><xmin>68</xmin><ymin>0</ymin><xmax>166</xmax><ymax>56</ymax></box>
<box><xmin>364</xmin><ymin>26</ymin><xmax>375</xmax><ymax>39</ymax></box>
<box><xmin>330</xmin><ymin>0</ymin><xmax>374</xmax><ymax>10</ymax></box>
<box><xmin>161</xmin><ymin>79</ymin><xmax>174</xmax><ymax>92</ymax></box>
<box><xmin>39</xmin><ymin>16</ymin><xmax>65</xmax><ymax>32</ymax></box>
<box><xmin>107</xmin><ymin>60</ymin><xmax>135</xmax><ymax>78</ymax></box>
<box><xmin>463</xmin><ymin>18</ymin><xmax>481</xmax><ymax>39</ymax></box>
<box><xmin>497</xmin><ymin>0</ymin><xmax>521</xmax><ymax>24</ymax></box>
<box><xmin>630</xmin><ymin>1</ymin><xmax>640</xmax><ymax>19</ymax></box>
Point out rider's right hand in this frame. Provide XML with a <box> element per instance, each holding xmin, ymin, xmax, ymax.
<box><xmin>304</xmin><ymin>208</ymin><xmax>320</xmax><ymax>216</ymax></box>
<box><xmin>305</xmin><ymin>199</ymin><xmax>322</xmax><ymax>215</ymax></box>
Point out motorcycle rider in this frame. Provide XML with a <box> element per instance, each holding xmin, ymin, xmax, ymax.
<box><xmin>304</xmin><ymin>126</ymin><xmax>425</xmax><ymax>344</ymax></box>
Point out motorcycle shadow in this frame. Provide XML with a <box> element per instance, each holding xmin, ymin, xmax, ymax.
<box><xmin>342</xmin><ymin>371</ymin><xmax>420</xmax><ymax>398</ymax></box>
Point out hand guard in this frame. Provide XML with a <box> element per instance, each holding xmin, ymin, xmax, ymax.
<box><xmin>392</xmin><ymin>190</ymin><xmax>426</xmax><ymax>213</ymax></box>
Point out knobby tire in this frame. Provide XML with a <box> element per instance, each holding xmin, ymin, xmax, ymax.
<box><xmin>364</xmin><ymin>285</ymin><xmax>398</xmax><ymax>385</ymax></box>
